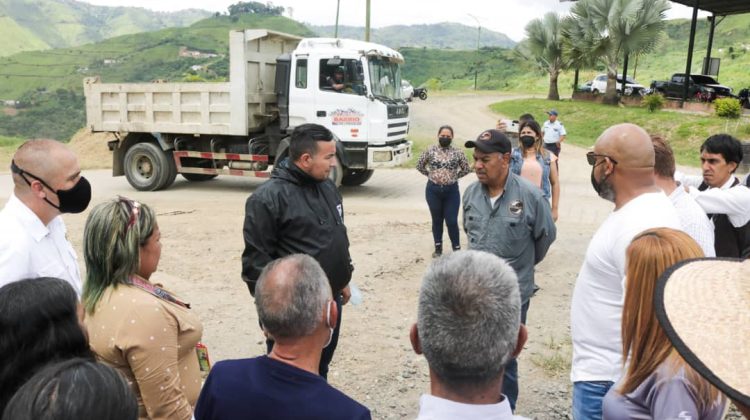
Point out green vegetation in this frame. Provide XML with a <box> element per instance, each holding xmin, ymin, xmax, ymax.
<box><xmin>714</xmin><ymin>97</ymin><xmax>742</xmax><ymax>119</ymax></box>
<box><xmin>0</xmin><ymin>13</ymin><xmax>314</xmax><ymax>140</ymax></box>
<box><xmin>310</xmin><ymin>23</ymin><xmax>516</xmax><ymax>50</ymax></box>
<box><xmin>0</xmin><ymin>0</ymin><xmax>210</xmax><ymax>57</ymax></box>
<box><xmin>518</xmin><ymin>12</ymin><xmax>567</xmax><ymax>100</ymax></box>
<box><xmin>490</xmin><ymin>98</ymin><xmax>750</xmax><ymax>167</ymax></box>
<box><xmin>642</xmin><ymin>94</ymin><xmax>666</xmax><ymax>113</ymax></box>
<box><xmin>1</xmin><ymin>9</ymin><xmax>750</xmax><ymax>141</ymax></box>
<box><xmin>0</xmin><ymin>89</ymin><xmax>85</xmax><ymax>141</ymax></box>
<box><xmin>0</xmin><ymin>134</ymin><xmax>25</xmax><ymax>169</ymax></box>
<box><xmin>563</xmin><ymin>0</ymin><xmax>669</xmax><ymax>104</ymax></box>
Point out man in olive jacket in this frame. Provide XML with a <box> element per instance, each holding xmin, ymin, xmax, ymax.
<box><xmin>463</xmin><ymin>129</ymin><xmax>557</xmax><ymax>412</ymax></box>
<box><xmin>242</xmin><ymin>123</ymin><xmax>352</xmax><ymax>379</ymax></box>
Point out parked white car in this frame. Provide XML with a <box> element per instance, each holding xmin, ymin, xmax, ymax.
<box><xmin>591</xmin><ymin>74</ymin><xmax>646</xmax><ymax>96</ymax></box>
<box><xmin>401</xmin><ymin>79</ymin><xmax>414</xmax><ymax>101</ymax></box>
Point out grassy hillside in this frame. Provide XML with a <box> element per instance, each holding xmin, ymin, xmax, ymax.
<box><xmin>0</xmin><ymin>13</ymin><xmax>314</xmax><ymax>140</ymax></box>
<box><xmin>491</xmin><ymin>99</ymin><xmax>750</xmax><ymax>167</ymax></box>
<box><xmin>2</xmin><ymin>12</ymin><xmax>750</xmax><ymax>142</ymax></box>
<box><xmin>0</xmin><ymin>0</ymin><xmax>210</xmax><ymax>56</ymax></box>
<box><xmin>310</xmin><ymin>23</ymin><xmax>516</xmax><ymax>49</ymax></box>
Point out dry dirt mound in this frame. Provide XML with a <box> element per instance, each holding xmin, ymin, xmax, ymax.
<box><xmin>68</xmin><ymin>128</ymin><xmax>114</xmax><ymax>170</ymax></box>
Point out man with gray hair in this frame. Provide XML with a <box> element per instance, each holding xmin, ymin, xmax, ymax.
<box><xmin>195</xmin><ymin>254</ymin><xmax>370</xmax><ymax>420</ymax></box>
<box><xmin>410</xmin><ymin>251</ymin><xmax>529</xmax><ymax>419</ymax></box>
<box><xmin>0</xmin><ymin>139</ymin><xmax>91</xmax><ymax>295</ymax></box>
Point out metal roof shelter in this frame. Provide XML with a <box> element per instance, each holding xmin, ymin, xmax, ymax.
<box><xmin>670</xmin><ymin>0</ymin><xmax>750</xmax><ymax>103</ymax></box>
<box><xmin>561</xmin><ymin>0</ymin><xmax>750</xmax><ymax>103</ymax></box>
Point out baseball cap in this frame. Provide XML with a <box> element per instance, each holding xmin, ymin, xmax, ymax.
<box><xmin>655</xmin><ymin>258</ymin><xmax>749</xmax><ymax>410</ymax></box>
<box><xmin>465</xmin><ymin>129</ymin><xmax>511</xmax><ymax>154</ymax></box>
<box><xmin>546</xmin><ymin>109</ymin><xmax>558</xmax><ymax>116</ymax></box>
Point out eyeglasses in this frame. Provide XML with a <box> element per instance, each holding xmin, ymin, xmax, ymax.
<box><xmin>586</xmin><ymin>151</ymin><xmax>619</xmax><ymax>166</ymax></box>
<box><xmin>118</xmin><ymin>196</ymin><xmax>141</xmax><ymax>232</ymax></box>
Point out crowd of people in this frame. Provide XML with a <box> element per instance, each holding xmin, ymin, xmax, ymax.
<box><xmin>0</xmin><ymin>115</ymin><xmax>748</xmax><ymax>420</ymax></box>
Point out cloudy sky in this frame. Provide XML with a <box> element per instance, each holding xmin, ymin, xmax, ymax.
<box><xmin>79</xmin><ymin>0</ymin><xmax>706</xmax><ymax>41</ymax></box>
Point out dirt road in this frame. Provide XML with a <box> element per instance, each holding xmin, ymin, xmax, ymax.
<box><xmin>1</xmin><ymin>94</ymin><xmax>616</xmax><ymax>419</ymax></box>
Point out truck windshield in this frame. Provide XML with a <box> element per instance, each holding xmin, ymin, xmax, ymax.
<box><xmin>368</xmin><ymin>57</ymin><xmax>404</xmax><ymax>100</ymax></box>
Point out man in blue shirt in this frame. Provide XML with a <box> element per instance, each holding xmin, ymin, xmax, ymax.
<box><xmin>195</xmin><ymin>254</ymin><xmax>370</xmax><ymax>420</ymax></box>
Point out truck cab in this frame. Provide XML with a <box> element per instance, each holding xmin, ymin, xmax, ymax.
<box><xmin>280</xmin><ymin>38</ymin><xmax>411</xmax><ymax>185</ymax></box>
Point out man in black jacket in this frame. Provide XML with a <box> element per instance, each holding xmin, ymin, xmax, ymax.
<box><xmin>242</xmin><ymin>123</ymin><xmax>353</xmax><ymax>379</ymax></box>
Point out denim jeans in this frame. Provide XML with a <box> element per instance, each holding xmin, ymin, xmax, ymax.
<box><xmin>265</xmin><ymin>293</ymin><xmax>343</xmax><ymax>380</ymax></box>
<box><xmin>572</xmin><ymin>380</ymin><xmax>614</xmax><ymax>420</ymax></box>
<box><xmin>425</xmin><ymin>181</ymin><xmax>460</xmax><ymax>249</ymax></box>
<box><xmin>502</xmin><ymin>300</ymin><xmax>529</xmax><ymax>412</ymax></box>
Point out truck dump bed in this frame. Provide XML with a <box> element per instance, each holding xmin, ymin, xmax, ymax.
<box><xmin>84</xmin><ymin>29</ymin><xmax>302</xmax><ymax>136</ymax></box>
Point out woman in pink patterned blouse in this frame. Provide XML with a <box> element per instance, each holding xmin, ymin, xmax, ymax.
<box><xmin>416</xmin><ymin>125</ymin><xmax>471</xmax><ymax>257</ymax></box>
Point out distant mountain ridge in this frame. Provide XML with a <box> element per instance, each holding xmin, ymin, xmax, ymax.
<box><xmin>310</xmin><ymin>23</ymin><xmax>516</xmax><ymax>49</ymax></box>
<box><xmin>0</xmin><ymin>0</ymin><xmax>211</xmax><ymax>56</ymax></box>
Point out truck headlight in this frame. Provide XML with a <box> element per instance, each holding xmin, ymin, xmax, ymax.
<box><xmin>373</xmin><ymin>151</ymin><xmax>392</xmax><ymax>162</ymax></box>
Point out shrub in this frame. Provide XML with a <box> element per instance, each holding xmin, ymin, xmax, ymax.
<box><xmin>642</xmin><ymin>94</ymin><xmax>665</xmax><ymax>113</ymax></box>
<box><xmin>714</xmin><ymin>97</ymin><xmax>741</xmax><ymax>119</ymax></box>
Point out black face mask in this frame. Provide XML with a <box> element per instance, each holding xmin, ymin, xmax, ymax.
<box><xmin>438</xmin><ymin>136</ymin><xmax>452</xmax><ymax>147</ymax></box>
<box><xmin>590</xmin><ymin>165</ymin><xmax>615</xmax><ymax>202</ymax></box>
<box><xmin>520</xmin><ymin>135</ymin><xmax>536</xmax><ymax>148</ymax></box>
<box><xmin>11</xmin><ymin>160</ymin><xmax>92</xmax><ymax>214</ymax></box>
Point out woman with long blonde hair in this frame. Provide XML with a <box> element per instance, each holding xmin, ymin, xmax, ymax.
<box><xmin>602</xmin><ymin>227</ymin><xmax>726</xmax><ymax>419</ymax></box>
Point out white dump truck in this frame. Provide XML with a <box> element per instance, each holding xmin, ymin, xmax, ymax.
<box><xmin>84</xmin><ymin>29</ymin><xmax>412</xmax><ymax>190</ymax></box>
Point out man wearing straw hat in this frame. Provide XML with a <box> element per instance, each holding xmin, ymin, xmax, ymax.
<box><xmin>570</xmin><ymin>123</ymin><xmax>680</xmax><ymax>420</ymax></box>
<box><xmin>655</xmin><ymin>258</ymin><xmax>750</xmax><ymax>417</ymax></box>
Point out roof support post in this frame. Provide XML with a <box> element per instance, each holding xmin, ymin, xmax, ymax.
<box><xmin>702</xmin><ymin>14</ymin><xmax>716</xmax><ymax>75</ymax></box>
<box><xmin>682</xmin><ymin>1</ymin><xmax>700</xmax><ymax>106</ymax></box>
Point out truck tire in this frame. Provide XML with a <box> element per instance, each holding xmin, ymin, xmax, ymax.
<box><xmin>419</xmin><ymin>90</ymin><xmax>427</xmax><ymax>100</ymax></box>
<box><xmin>124</xmin><ymin>143</ymin><xmax>174</xmax><ymax>191</ymax></box>
<box><xmin>181</xmin><ymin>173</ymin><xmax>218</xmax><ymax>182</ymax></box>
<box><xmin>341</xmin><ymin>169</ymin><xmax>374</xmax><ymax>186</ymax></box>
<box><xmin>329</xmin><ymin>158</ymin><xmax>344</xmax><ymax>187</ymax></box>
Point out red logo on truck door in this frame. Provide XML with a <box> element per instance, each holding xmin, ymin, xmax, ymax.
<box><xmin>331</xmin><ymin>109</ymin><xmax>363</xmax><ymax>126</ymax></box>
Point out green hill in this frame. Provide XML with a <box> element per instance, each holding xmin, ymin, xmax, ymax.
<box><xmin>0</xmin><ymin>0</ymin><xmax>211</xmax><ymax>56</ymax></box>
<box><xmin>310</xmin><ymin>23</ymin><xmax>516</xmax><ymax>49</ymax></box>
<box><xmin>0</xmin><ymin>13</ymin><xmax>314</xmax><ymax>140</ymax></box>
<box><xmin>1</xmin><ymin>13</ymin><xmax>750</xmax><ymax>142</ymax></box>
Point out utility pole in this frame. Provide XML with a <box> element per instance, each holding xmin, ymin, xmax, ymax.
<box><xmin>365</xmin><ymin>0</ymin><xmax>371</xmax><ymax>42</ymax></box>
<box><xmin>468</xmin><ymin>14</ymin><xmax>481</xmax><ymax>90</ymax></box>
<box><xmin>335</xmin><ymin>0</ymin><xmax>340</xmax><ymax>37</ymax></box>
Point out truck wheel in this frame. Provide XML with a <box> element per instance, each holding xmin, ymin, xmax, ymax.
<box><xmin>419</xmin><ymin>91</ymin><xmax>427</xmax><ymax>100</ymax></box>
<box><xmin>329</xmin><ymin>158</ymin><xmax>344</xmax><ymax>187</ymax></box>
<box><xmin>162</xmin><ymin>150</ymin><xmax>177</xmax><ymax>189</ymax></box>
<box><xmin>181</xmin><ymin>173</ymin><xmax>218</xmax><ymax>182</ymax></box>
<box><xmin>124</xmin><ymin>143</ymin><xmax>174</xmax><ymax>191</ymax></box>
<box><xmin>341</xmin><ymin>169</ymin><xmax>374</xmax><ymax>186</ymax></box>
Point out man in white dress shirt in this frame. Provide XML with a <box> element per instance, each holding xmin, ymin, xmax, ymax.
<box><xmin>0</xmin><ymin>139</ymin><xmax>91</xmax><ymax>294</ymax></box>
<box><xmin>677</xmin><ymin>134</ymin><xmax>750</xmax><ymax>258</ymax></box>
<box><xmin>410</xmin><ymin>250</ymin><xmax>529</xmax><ymax>420</ymax></box>
<box><xmin>651</xmin><ymin>135</ymin><xmax>715</xmax><ymax>256</ymax></box>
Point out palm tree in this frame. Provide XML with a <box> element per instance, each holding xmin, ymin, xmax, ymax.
<box><xmin>563</xmin><ymin>0</ymin><xmax>669</xmax><ymax>104</ymax></box>
<box><xmin>517</xmin><ymin>12</ymin><xmax>568</xmax><ymax>100</ymax></box>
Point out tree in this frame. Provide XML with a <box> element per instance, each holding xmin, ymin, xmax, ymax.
<box><xmin>517</xmin><ymin>12</ymin><xmax>568</xmax><ymax>100</ymax></box>
<box><xmin>563</xmin><ymin>0</ymin><xmax>669</xmax><ymax>104</ymax></box>
<box><xmin>227</xmin><ymin>1</ymin><xmax>284</xmax><ymax>16</ymax></box>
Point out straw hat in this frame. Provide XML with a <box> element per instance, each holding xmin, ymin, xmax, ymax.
<box><xmin>655</xmin><ymin>258</ymin><xmax>749</xmax><ymax>408</ymax></box>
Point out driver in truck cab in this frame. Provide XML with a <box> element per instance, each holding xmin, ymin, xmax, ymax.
<box><xmin>326</xmin><ymin>66</ymin><xmax>348</xmax><ymax>92</ymax></box>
